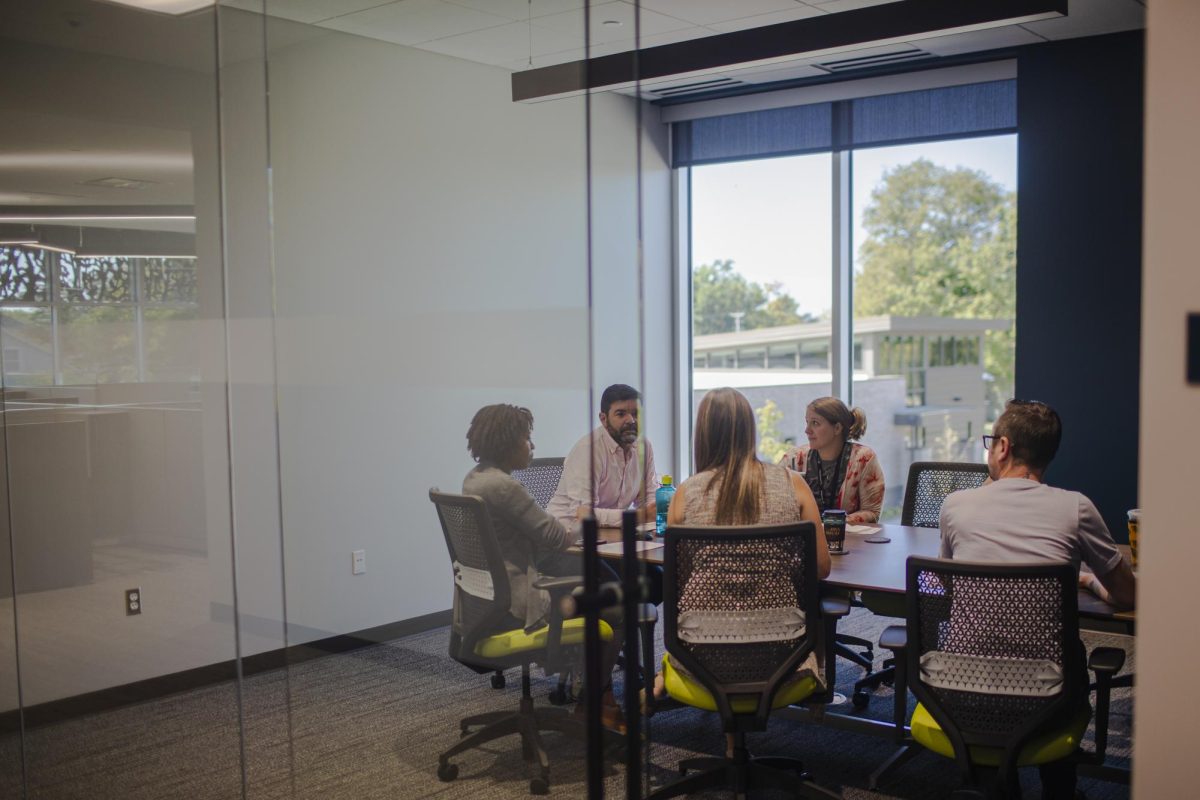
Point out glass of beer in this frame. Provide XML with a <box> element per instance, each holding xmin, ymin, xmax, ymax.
<box><xmin>1127</xmin><ymin>509</ymin><xmax>1140</xmax><ymax>568</ymax></box>
<box><xmin>822</xmin><ymin>509</ymin><xmax>847</xmax><ymax>554</ymax></box>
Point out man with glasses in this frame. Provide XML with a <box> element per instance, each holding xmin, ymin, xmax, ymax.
<box><xmin>942</xmin><ymin>399</ymin><xmax>1136</xmax><ymax>609</ymax></box>
<box><xmin>939</xmin><ymin>399</ymin><xmax>1135</xmax><ymax>799</ymax></box>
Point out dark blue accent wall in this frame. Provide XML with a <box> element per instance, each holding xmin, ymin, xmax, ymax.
<box><xmin>1016</xmin><ymin>31</ymin><xmax>1144</xmax><ymax>542</ymax></box>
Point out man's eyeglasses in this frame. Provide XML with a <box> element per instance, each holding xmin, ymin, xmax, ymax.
<box><xmin>982</xmin><ymin>435</ymin><xmax>995</xmax><ymax>451</ymax></box>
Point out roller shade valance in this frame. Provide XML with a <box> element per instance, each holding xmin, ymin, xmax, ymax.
<box><xmin>672</xmin><ymin>78</ymin><xmax>1016</xmax><ymax>168</ymax></box>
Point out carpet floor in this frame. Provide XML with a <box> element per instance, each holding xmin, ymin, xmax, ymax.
<box><xmin>0</xmin><ymin>608</ymin><xmax>1133</xmax><ymax>799</ymax></box>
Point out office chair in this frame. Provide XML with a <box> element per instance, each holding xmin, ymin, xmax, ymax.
<box><xmin>512</xmin><ymin>457</ymin><xmax>566</xmax><ymax>510</ymax></box>
<box><xmin>430</xmin><ymin>489</ymin><xmax>612</xmax><ymax>795</ymax></box>
<box><xmin>484</xmin><ymin>457</ymin><xmax>564</xmax><ymax>694</ymax></box>
<box><xmin>901</xmin><ymin>461</ymin><xmax>991</xmax><ymax>528</ymax></box>
<box><xmin>648</xmin><ymin>523</ymin><xmax>840</xmax><ymax>799</ymax></box>
<box><xmin>898</xmin><ymin>556</ymin><xmax>1123</xmax><ymax>798</ymax></box>
<box><xmin>853</xmin><ymin>461</ymin><xmax>991</xmax><ymax>708</ymax></box>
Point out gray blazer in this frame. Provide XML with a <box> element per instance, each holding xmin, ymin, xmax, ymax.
<box><xmin>463</xmin><ymin>463</ymin><xmax>574</xmax><ymax>629</ymax></box>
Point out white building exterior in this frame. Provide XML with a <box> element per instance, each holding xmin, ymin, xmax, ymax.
<box><xmin>692</xmin><ymin>315</ymin><xmax>1010</xmax><ymax>514</ymax></box>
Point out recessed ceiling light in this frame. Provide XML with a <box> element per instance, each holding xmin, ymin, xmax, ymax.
<box><xmin>82</xmin><ymin>177</ymin><xmax>157</xmax><ymax>190</ymax></box>
<box><xmin>602</xmin><ymin>20</ymin><xmax>622</xmax><ymax>27</ymax></box>
<box><xmin>0</xmin><ymin>242</ymin><xmax>77</xmax><ymax>255</ymax></box>
<box><xmin>0</xmin><ymin>215</ymin><xmax>194</xmax><ymax>222</ymax></box>
<box><xmin>102</xmin><ymin>0</ymin><xmax>213</xmax><ymax>15</ymax></box>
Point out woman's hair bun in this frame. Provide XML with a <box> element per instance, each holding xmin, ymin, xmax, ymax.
<box><xmin>848</xmin><ymin>407</ymin><xmax>868</xmax><ymax>440</ymax></box>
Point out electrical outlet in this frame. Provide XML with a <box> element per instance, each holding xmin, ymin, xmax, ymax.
<box><xmin>352</xmin><ymin>550</ymin><xmax>366</xmax><ymax>575</ymax></box>
<box><xmin>125</xmin><ymin>588</ymin><xmax>141</xmax><ymax>616</ymax></box>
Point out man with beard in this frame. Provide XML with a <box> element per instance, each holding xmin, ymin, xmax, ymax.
<box><xmin>548</xmin><ymin>384</ymin><xmax>659</xmax><ymax>529</ymax></box>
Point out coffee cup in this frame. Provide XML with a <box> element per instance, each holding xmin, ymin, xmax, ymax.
<box><xmin>1127</xmin><ymin>509</ymin><xmax>1140</xmax><ymax>568</ymax></box>
<box><xmin>822</xmin><ymin>509</ymin><xmax>847</xmax><ymax>554</ymax></box>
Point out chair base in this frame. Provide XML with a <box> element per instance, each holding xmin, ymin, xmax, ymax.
<box><xmin>852</xmin><ymin>661</ymin><xmax>895</xmax><ymax>708</ymax></box>
<box><xmin>440</xmin><ymin>687</ymin><xmax>617</xmax><ymax>795</ymax></box>
<box><xmin>836</xmin><ymin>640</ymin><xmax>874</xmax><ymax>673</ymax></box>
<box><xmin>649</xmin><ymin>740</ymin><xmax>840</xmax><ymax>800</ymax></box>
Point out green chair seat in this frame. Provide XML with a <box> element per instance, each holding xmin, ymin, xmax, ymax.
<box><xmin>661</xmin><ymin>652</ymin><xmax>819</xmax><ymax>713</ymax></box>
<box><xmin>474</xmin><ymin>618</ymin><xmax>613</xmax><ymax>659</ymax></box>
<box><xmin>910</xmin><ymin>701</ymin><xmax>1091</xmax><ymax>768</ymax></box>
<box><xmin>860</xmin><ymin>589</ymin><xmax>906</xmax><ymax>618</ymax></box>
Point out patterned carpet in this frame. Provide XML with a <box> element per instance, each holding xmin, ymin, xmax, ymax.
<box><xmin>0</xmin><ymin>608</ymin><xmax>1133</xmax><ymax>799</ymax></box>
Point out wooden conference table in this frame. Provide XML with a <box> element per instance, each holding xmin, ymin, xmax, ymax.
<box><xmin>589</xmin><ymin>522</ymin><xmax>1135</xmax><ymax>632</ymax></box>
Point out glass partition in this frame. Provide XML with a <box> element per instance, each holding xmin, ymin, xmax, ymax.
<box><xmin>0</xmin><ymin>0</ymin><xmax>244</xmax><ymax>795</ymax></box>
<box><xmin>247</xmin><ymin>0</ymin><xmax>650</xmax><ymax>794</ymax></box>
<box><xmin>0</xmin><ymin>0</ymin><xmax>665</xmax><ymax>795</ymax></box>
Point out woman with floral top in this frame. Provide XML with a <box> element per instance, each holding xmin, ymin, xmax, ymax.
<box><xmin>779</xmin><ymin>397</ymin><xmax>884</xmax><ymax>524</ymax></box>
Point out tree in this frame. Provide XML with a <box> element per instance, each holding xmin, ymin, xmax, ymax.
<box><xmin>693</xmin><ymin>259</ymin><xmax>812</xmax><ymax>335</ymax></box>
<box><xmin>755</xmin><ymin>399</ymin><xmax>790</xmax><ymax>463</ymax></box>
<box><xmin>854</xmin><ymin>159</ymin><xmax>1016</xmax><ymax>407</ymax></box>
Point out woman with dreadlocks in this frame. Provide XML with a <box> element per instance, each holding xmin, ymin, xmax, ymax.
<box><xmin>463</xmin><ymin>403</ymin><xmax>625</xmax><ymax>732</ymax></box>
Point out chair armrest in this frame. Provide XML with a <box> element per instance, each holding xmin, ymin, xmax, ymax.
<box><xmin>1088</xmin><ymin>646</ymin><xmax>1126</xmax><ymax>677</ymax></box>
<box><xmin>821</xmin><ymin>595</ymin><xmax>852</xmax><ymax>618</ymax></box>
<box><xmin>532</xmin><ymin>575</ymin><xmax>584</xmax><ymax>594</ymax></box>
<box><xmin>878</xmin><ymin>625</ymin><xmax>907</xmax><ymax>653</ymax></box>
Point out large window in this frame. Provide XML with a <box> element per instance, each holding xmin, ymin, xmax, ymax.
<box><xmin>852</xmin><ymin>136</ymin><xmax>1016</xmax><ymax>518</ymax></box>
<box><xmin>683</xmin><ymin>86</ymin><xmax>1016</xmax><ymax>515</ymax></box>
<box><xmin>690</xmin><ymin>153</ymin><xmax>832</xmax><ymax>463</ymax></box>
<box><xmin>0</xmin><ymin>246</ymin><xmax>199</xmax><ymax>386</ymax></box>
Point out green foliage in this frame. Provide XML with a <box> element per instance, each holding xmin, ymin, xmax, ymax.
<box><xmin>755</xmin><ymin>399</ymin><xmax>790</xmax><ymax>463</ymax></box>
<box><xmin>855</xmin><ymin>159</ymin><xmax>1016</xmax><ymax>408</ymax></box>
<box><xmin>693</xmin><ymin>259</ymin><xmax>812</xmax><ymax>335</ymax></box>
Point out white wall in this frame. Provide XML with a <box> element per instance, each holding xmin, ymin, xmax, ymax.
<box><xmin>249</xmin><ymin>23</ymin><xmax>674</xmax><ymax>641</ymax></box>
<box><xmin>0</xmin><ymin>5</ymin><xmax>673</xmax><ymax>707</ymax></box>
<box><xmin>1133</xmin><ymin>1</ymin><xmax>1200</xmax><ymax>795</ymax></box>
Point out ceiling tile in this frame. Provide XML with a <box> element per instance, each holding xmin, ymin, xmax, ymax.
<box><xmin>416</xmin><ymin>19</ymin><xmax>584</xmax><ymax>65</ymax></box>
<box><xmin>532</xmin><ymin>1</ymin><xmax>694</xmax><ymax>46</ymax></box>
<box><xmin>598</xmin><ymin>25</ymin><xmax>720</xmax><ymax>52</ymax></box>
<box><xmin>638</xmin><ymin>0</ymin><xmax>805</xmax><ymax>27</ymax></box>
<box><xmin>705</xmin><ymin>6</ymin><xmax>825</xmax><ymax>34</ymax></box>
<box><xmin>443</xmin><ymin>0</ymin><xmax>585</xmax><ymax>22</ymax></box>
<box><xmin>220</xmin><ymin>0</ymin><xmax>387</xmax><ymax>25</ymax></box>
<box><xmin>317</xmin><ymin>0</ymin><xmax>512</xmax><ymax>46</ymax></box>
<box><xmin>917</xmin><ymin>26</ymin><xmax>1045</xmax><ymax>57</ymax></box>
<box><xmin>1020</xmin><ymin>0</ymin><xmax>1144</xmax><ymax>40</ymax></box>
<box><xmin>496</xmin><ymin>24</ymin><xmax>718</xmax><ymax>71</ymax></box>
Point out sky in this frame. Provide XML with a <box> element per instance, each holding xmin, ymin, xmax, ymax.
<box><xmin>690</xmin><ymin>134</ymin><xmax>1018</xmax><ymax>317</ymax></box>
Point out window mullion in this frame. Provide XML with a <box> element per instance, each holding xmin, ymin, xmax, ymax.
<box><xmin>831</xmin><ymin>147</ymin><xmax>852</xmax><ymax>404</ymax></box>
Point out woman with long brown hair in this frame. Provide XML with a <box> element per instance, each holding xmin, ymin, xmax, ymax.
<box><xmin>645</xmin><ymin>389</ymin><xmax>830</xmax><ymax>730</ymax></box>
<box><xmin>667</xmin><ymin>387</ymin><xmax>830</xmax><ymax>573</ymax></box>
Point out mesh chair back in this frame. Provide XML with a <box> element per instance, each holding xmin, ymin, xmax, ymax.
<box><xmin>663</xmin><ymin>523</ymin><xmax>820</xmax><ymax>728</ymax></box>
<box><xmin>511</xmin><ymin>457</ymin><xmax>565</xmax><ymax>510</ymax></box>
<box><xmin>905</xmin><ymin>556</ymin><xmax>1083</xmax><ymax>758</ymax></box>
<box><xmin>430</xmin><ymin>490</ymin><xmax>513</xmax><ymax>659</ymax></box>
<box><xmin>901</xmin><ymin>461</ymin><xmax>990</xmax><ymax>528</ymax></box>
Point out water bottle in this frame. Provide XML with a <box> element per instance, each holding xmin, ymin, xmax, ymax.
<box><xmin>655</xmin><ymin>475</ymin><xmax>676</xmax><ymax>536</ymax></box>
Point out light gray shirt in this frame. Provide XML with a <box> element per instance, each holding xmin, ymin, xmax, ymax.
<box><xmin>463</xmin><ymin>463</ymin><xmax>573</xmax><ymax>629</ymax></box>
<box><xmin>939</xmin><ymin>478</ymin><xmax>1124</xmax><ymax>577</ymax></box>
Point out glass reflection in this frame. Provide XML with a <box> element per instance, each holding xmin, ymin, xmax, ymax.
<box><xmin>0</xmin><ymin>0</ymin><xmax>241</xmax><ymax>794</ymax></box>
